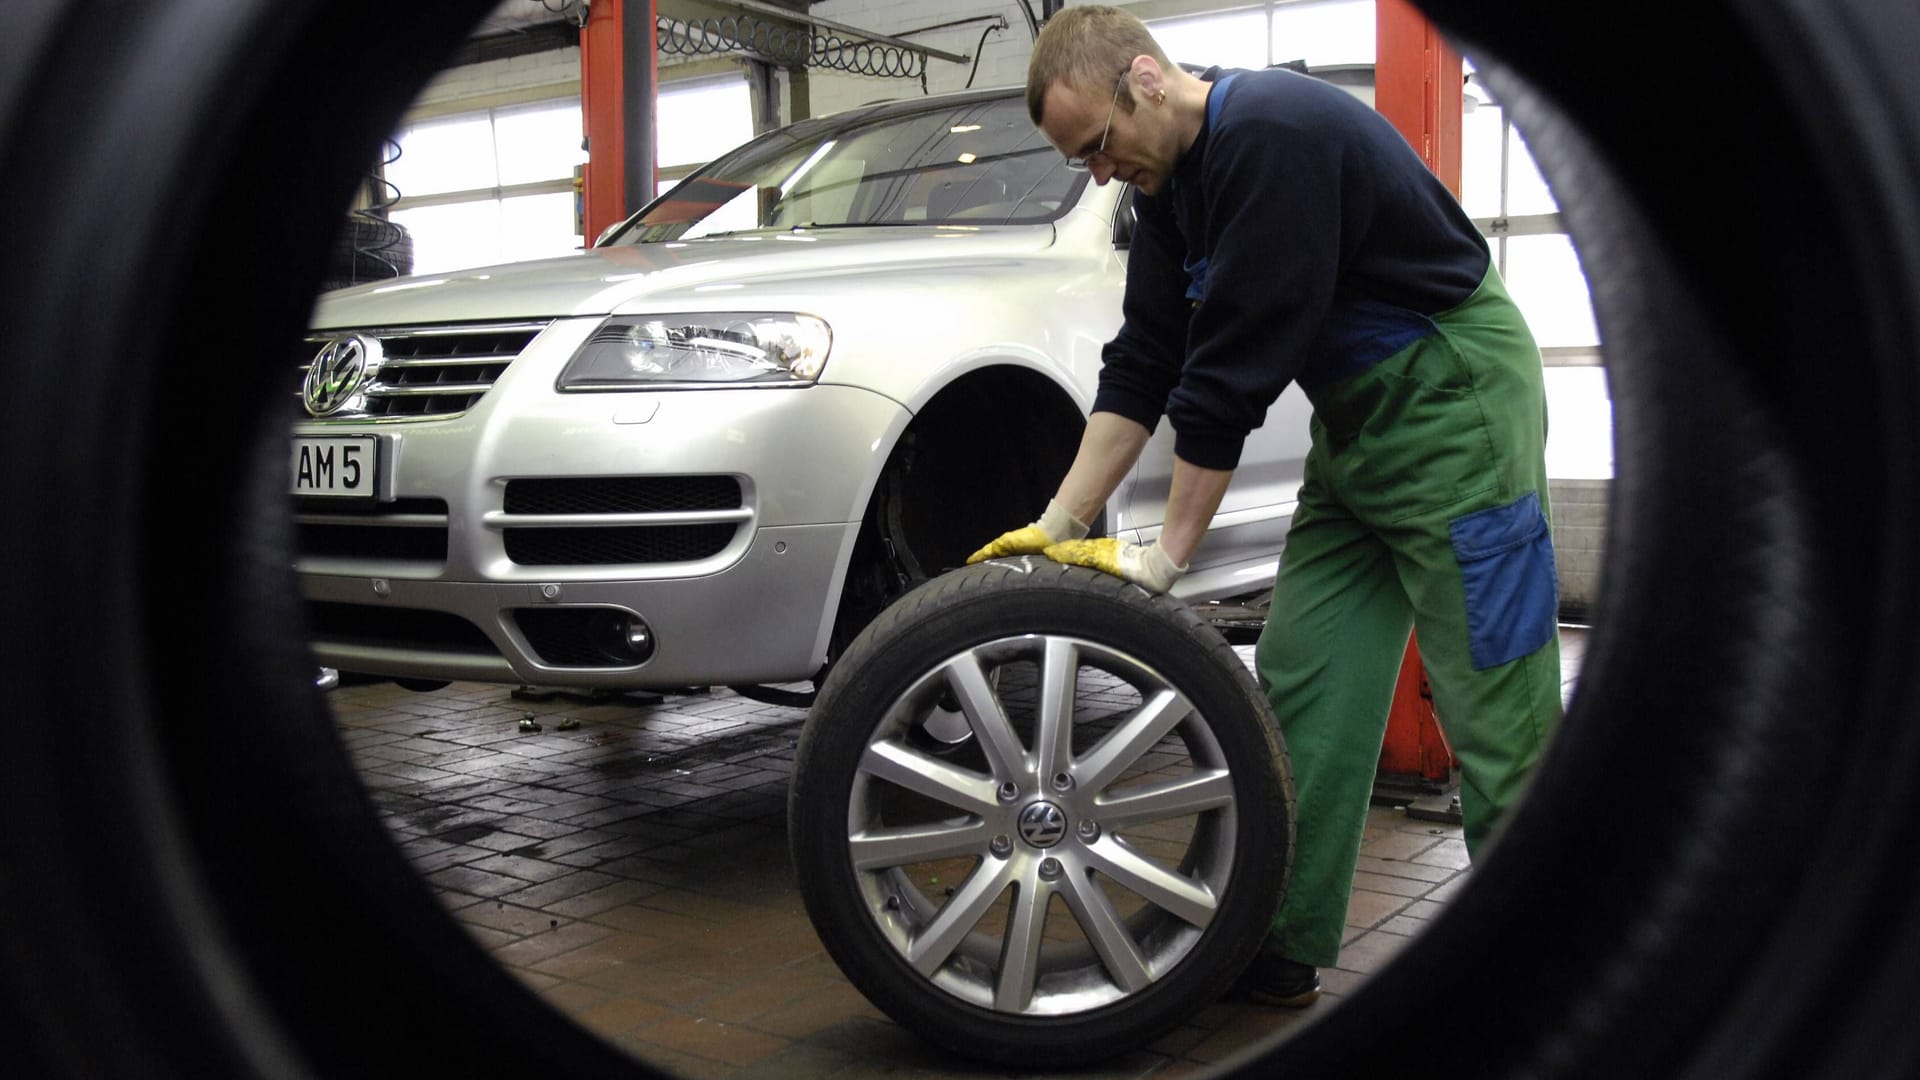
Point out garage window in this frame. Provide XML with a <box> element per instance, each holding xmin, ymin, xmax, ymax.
<box><xmin>387</xmin><ymin>99</ymin><xmax>587</xmax><ymax>275</ymax></box>
<box><xmin>385</xmin><ymin>77</ymin><xmax>754</xmax><ymax>275</ymax></box>
<box><xmin>656</xmin><ymin>76</ymin><xmax>755</xmax><ymax>186</ymax></box>
<box><xmin>1461</xmin><ymin>64</ymin><xmax>1600</xmax><ymax>348</ymax></box>
<box><xmin>1146</xmin><ymin>0</ymin><xmax>1376</xmax><ymax>69</ymax></box>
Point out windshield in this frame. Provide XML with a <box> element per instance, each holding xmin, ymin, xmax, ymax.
<box><xmin>616</xmin><ymin>93</ymin><xmax>1089</xmax><ymax>243</ymax></box>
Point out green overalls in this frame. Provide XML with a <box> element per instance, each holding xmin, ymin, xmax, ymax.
<box><xmin>1257</xmin><ymin>264</ymin><xmax>1564</xmax><ymax>967</ymax></box>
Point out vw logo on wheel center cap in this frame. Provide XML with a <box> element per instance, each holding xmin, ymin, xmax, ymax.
<box><xmin>1016</xmin><ymin>801</ymin><xmax>1068</xmax><ymax>848</ymax></box>
<box><xmin>303</xmin><ymin>333</ymin><xmax>381</xmax><ymax>417</ymax></box>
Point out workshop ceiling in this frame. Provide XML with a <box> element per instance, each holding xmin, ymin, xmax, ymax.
<box><xmin>465</xmin><ymin>0</ymin><xmax>811</xmax><ymax>38</ymax></box>
<box><xmin>459</xmin><ymin>0</ymin><xmax>938</xmax><ymax>79</ymax></box>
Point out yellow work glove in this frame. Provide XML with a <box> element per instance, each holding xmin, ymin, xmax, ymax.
<box><xmin>1042</xmin><ymin>538</ymin><xmax>1188</xmax><ymax>594</ymax></box>
<box><xmin>966</xmin><ymin>499</ymin><xmax>1090</xmax><ymax>564</ymax></box>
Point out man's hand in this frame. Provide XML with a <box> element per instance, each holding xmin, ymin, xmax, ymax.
<box><xmin>967</xmin><ymin>499</ymin><xmax>1090</xmax><ymax>564</ymax></box>
<box><xmin>1042</xmin><ymin>538</ymin><xmax>1187</xmax><ymax>593</ymax></box>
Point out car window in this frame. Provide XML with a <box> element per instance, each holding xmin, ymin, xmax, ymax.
<box><xmin>620</xmin><ymin>94</ymin><xmax>1089</xmax><ymax>243</ymax></box>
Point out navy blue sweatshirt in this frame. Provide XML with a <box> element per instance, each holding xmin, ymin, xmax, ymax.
<box><xmin>1093</xmin><ymin>66</ymin><xmax>1492</xmax><ymax>470</ymax></box>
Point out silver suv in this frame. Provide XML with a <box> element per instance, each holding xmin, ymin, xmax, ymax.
<box><xmin>293</xmin><ymin>85</ymin><xmax>1311</xmax><ymax>696</ymax></box>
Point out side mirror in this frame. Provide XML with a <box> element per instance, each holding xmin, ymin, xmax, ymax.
<box><xmin>593</xmin><ymin>218</ymin><xmax>629</xmax><ymax>248</ymax></box>
<box><xmin>1111</xmin><ymin>189</ymin><xmax>1136</xmax><ymax>249</ymax></box>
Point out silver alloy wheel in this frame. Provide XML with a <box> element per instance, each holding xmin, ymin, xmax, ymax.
<box><xmin>846</xmin><ymin>633</ymin><xmax>1238</xmax><ymax>1016</ymax></box>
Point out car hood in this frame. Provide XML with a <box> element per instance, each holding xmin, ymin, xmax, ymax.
<box><xmin>310</xmin><ymin>225</ymin><xmax>1061</xmax><ymax>328</ymax></box>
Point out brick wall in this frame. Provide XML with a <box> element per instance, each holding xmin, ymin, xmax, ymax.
<box><xmin>1548</xmin><ymin>478</ymin><xmax>1609</xmax><ymax>621</ymax></box>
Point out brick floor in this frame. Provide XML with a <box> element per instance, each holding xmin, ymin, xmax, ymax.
<box><xmin>326</xmin><ymin>630</ymin><xmax>1587</xmax><ymax>1077</ymax></box>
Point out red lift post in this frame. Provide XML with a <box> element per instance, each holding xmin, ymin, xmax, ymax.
<box><xmin>1371</xmin><ymin>0</ymin><xmax>1465</xmax><ymax>819</ymax></box>
<box><xmin>580</xmin><ymin>0</ymin><xmax>658</xmax><ymax>244</ymax></box>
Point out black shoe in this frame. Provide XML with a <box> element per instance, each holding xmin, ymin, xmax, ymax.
<box><xmin>1239</xmin><ymin>952</ymin><xmax>1321</xmax><ymax>1007</ymax></box>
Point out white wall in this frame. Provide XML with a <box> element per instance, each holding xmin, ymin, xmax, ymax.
<box><xmin>804</xmin><ymin>1</ymin><xmax>1043</xmax><ymax>116</ymax></box>
<box><xmin>410</xmin><ymin>46</ymin><xmax>582</xmax><ymax>115</ymax></box>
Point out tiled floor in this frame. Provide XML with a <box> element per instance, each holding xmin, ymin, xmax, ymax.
<box><xmin>326</xmin><ymin>627</ymin><xmax>1587</xmax><ymax>1078</ymax></box>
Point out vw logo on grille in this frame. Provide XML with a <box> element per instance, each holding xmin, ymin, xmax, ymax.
<box><xmin>303</xmin><ymin>333</ymin><xmax>380</xmax><ymax>417</ymax></box>
<box><xmin>1017</xmin><ymin>801</ymin><xmax>1068</xmax><ymax>849</ymax></box>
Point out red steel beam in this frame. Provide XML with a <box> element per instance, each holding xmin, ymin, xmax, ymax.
<box><xmin>1376</xmin><ymin>0</ymin><xmax>1464</xmax><ymax>786</ymax></box>
<box><xmin>1375</xmin><ymin>0</ymin><xmax>1463</xmax><ymax>196</ymax></box>
<box><xmin>580</xmin><ymin>0</ymin><xmax>657</xmax><ymax>243</ymax></box>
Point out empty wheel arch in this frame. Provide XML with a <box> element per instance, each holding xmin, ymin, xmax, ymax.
<box><xmin>830</xmin><ymin>367</ymin><xmax>1091</xmax><ymax>664</ymax></box>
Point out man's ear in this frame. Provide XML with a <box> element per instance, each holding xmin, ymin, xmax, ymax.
<box><xmin>1131</xmin><ymin>55</ymin><xmax>1167</xmax><ymax>103</ymax></box>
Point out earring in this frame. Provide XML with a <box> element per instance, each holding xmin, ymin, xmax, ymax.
<box><xmin>1157</xmin><ymin>89</ymin><xmax>1168</xmax><ymax>105</ymax></box>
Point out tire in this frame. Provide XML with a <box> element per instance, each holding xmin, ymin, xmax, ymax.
<box><xmin>323</xmin><ymin>214</ymin><xmax>414</xmax><ymax>290</ymax></box>
<box><xmin>0</xmin><ymin>2</ymin><xmax>644</xmax><ymax>1076</ymax></box>
<box><xmin>788</xmin><ymin>560</ymin><xmax>1294</xmax><ymax>1067</ymax></box>
<box><xmin>3</xmin><ymin>1</ymin><xmax>1920</xmax><ymax>1077</ymax></box>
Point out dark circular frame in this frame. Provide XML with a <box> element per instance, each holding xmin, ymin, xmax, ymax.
<box><xmin>1</xmin><ymin>1</ymin><xmax>1916</xmax><ymax>1076</ymax></box>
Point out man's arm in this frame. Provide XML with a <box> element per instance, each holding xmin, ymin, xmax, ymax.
<box><xmin>1054</xmin><ymin>411</ymin><xmax>1153</xmax><ymax>525</ymax></box>
<box><xmin>1042</xmin><ymin>411</ymin><xmax>1235</xmax><ymax>567</ymax></box>
<box><xmin>1039</xmin><ymin>421</ymin><xmax>1232</xmax><ymax>594</ymax></box>
<box><xmin>967</xmin><ymin>412</ymin><xmax>1230</xmax><ymax>592</ymax></box>
<box><xmin>1158</xmin><ymin>455</ymin><xmax>1234</xmax><ymax>567</ymax></box>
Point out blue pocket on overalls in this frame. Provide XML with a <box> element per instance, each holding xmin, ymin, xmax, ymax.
<box><xmin>1449</xmin><ymin>491</ymin><xmax>1559</xmax><ymax>670</ymax></box>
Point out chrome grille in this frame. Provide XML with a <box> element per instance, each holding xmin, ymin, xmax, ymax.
<box><xmin>297</xmin><ymin>321</ymin><xmax>547</xmax><ymax>420</ymax></box>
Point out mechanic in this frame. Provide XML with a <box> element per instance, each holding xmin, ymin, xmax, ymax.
<box><xmin>970</xmin><ymin>5</ymin><xmax>1563</xmax><ymax>1006</ymax></box>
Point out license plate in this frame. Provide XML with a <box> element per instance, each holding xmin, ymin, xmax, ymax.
<box><xmin>292</xmin><ymin>436</ymin><xmax>377</xmax><ymax>498</ymax></box>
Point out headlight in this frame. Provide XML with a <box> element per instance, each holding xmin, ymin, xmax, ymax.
<box><xmin>557</xmin><ymin>312</ymin><xmax>832</xmax><ymax>390</ymax></box>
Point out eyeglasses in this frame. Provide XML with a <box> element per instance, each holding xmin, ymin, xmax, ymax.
<box><xmin>1064</xmin><ymin>71</ymin><xmax>1130</xmax><ymax>172</ymax></box>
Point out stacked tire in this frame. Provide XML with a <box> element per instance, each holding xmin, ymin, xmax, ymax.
<box><xmin>2</xmin><ymin>0</ymin><xmax>1919</xmax><ymax>1076</ymax></box>
<box><xmin>321</xmin><ymin>214</ymin><xmax>414</xmax><ymax>291</ymax></box>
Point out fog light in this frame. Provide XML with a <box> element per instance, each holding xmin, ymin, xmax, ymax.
<box><xmin>587</xmin><ymin>610</ymin><xmax>655</xmax><ymax>665</ymax></box>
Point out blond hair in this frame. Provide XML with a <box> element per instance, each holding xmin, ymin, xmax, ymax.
<box><xmin>1025</xmin><ymin>5</ymin><xmax>1172</xmax><ymax>126</ymax></box>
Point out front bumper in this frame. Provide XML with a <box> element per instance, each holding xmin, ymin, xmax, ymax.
<box><xmin>302</xmin><ymin>519</ymin><xmax>854</xmax><ymax>687</ymax></box>
<box><xmin>294</xmin><ymin>348</ymin><xmax>910</xmax><ymax>688</ymax></box>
